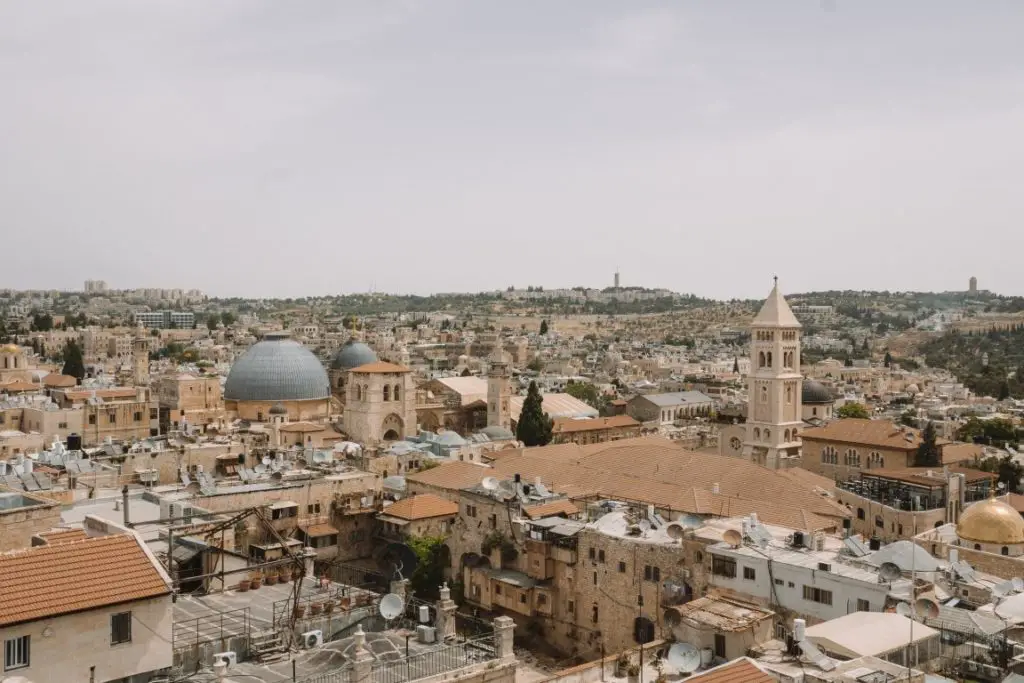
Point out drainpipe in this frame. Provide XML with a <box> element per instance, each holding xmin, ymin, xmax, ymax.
<box><xmin>121</xmin><ymin>485</ymin><xmax>130</xmax><ymax>526</ymax></box>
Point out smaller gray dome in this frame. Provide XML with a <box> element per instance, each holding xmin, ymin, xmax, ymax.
<box><xmin>269</xmin><ymin>402</ymin><xmax>287</xmax><ymax>415</ymax></box>
<box><xmin>331</xmin><ymin>339</ymin><xmax>378</xmax><ymax>370</ymax></box>
<box><xmin>802</xmin><ymin>379</ymin><xmax>835</xmax><ymax>405</ymax></box>
<box><xmin>480</xmin><ymin>425</ymin><xmax>515</xmax><ymax>440</ymax></box>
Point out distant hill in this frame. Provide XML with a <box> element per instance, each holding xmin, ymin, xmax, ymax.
<box><xmin>920</xmin><ymin>326</ymin><xmax>1024</xmax><ymax>399</ymax></box>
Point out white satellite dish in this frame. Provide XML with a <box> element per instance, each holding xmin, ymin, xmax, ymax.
<box><xmin>665</xmin><ymin>522</ymin><xmax>686</xmax><ymax>540</ymax></box>
<box><xmin>992</xmin><ymin>581</ymin><xmax>1013</xmax><ymax>598</ymax></box>
<box><xmin>379</xmin><ymin>593</ymin><xmax>405</xmax><ymax>620</ymax></box>
<box><xmin>879</xmin><ymin>562</ymin><xmax>902</xmax><ymax>581</ymax></box>
<box><xmin>666</xmin><ymin>642</ymin><xmax>701</xmax><ymax>673</ymax></box>
<box><xmin>496</xmin><ymin>480</ymin><xmax>517</xmax><ymax>501</ymax></box>
<box><xmin>482</xmin><ymin>477</ymin><xmax>500</xmax><ymax>491</ymax></box>
<box><xmin>914</xmin><ymin>597</ymin><xmax>940</xmax><ymax>620</ymax></box>
<box><xmin>896</xmin><ymin>603</ymin><xmax>913</xmax><ymax>618</ymax></box>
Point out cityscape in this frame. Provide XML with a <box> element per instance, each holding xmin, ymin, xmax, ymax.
<box><xmin>3</xmin><ymin>3</ymin><xmax>1024</xmax><ymax>683</ymax></box>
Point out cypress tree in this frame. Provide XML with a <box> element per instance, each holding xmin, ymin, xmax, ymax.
<box><xmin>915</xmin><ymin>421</ymin><xmax>941</xmax><ymax>467</ymax></box>
<box><xmin>62</xmin><ymin>340</ymin><xmax>85</xmax><ymax>381</ymax></box>
<box><xmin>516</xmin><ymin>381</ymin><xmax>553</xmax><ymax>447</ymax></box>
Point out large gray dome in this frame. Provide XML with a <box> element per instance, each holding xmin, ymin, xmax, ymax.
<box><xmin>331</xmin><ymin>339</ymin><xmax>378</xmax><ymax>370</ymax></box>
<box><xmin>225</xmin><ymin>333</ymin><xmax>330</xmax><ymax>402</ymax></box>
<box><xmin>802</xmin><ymin>379</ymin><xmax>835</xmax><ymax>405</ymax></box>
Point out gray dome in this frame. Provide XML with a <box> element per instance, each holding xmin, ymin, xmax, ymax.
<box><xmin>269</xmin><ymin>402</ymin><xmax>287</xmax><ymax>415</ymax></box>
<box><xmin>225</xmin><ymin>334</ymin><xmax>330</xmax><ymax>402</ymax></box>
<box><xmin>480</xmin><ymin>425</ymin><xmax>515</xmax><ymax>440</ymax></box>
<box><xmin>331</xmin><ymin>339</ymin><xmax>378</xmax><ymax>370</ymax></box>
<box><xmin>802</xmin><ymin>379</ymin><xmax>834</xmax><ymax>405</ymax></box>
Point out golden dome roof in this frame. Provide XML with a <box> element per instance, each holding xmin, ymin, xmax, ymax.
<box><xmin>0</xmin><ymin>344</ymin><xmax>20</xmax><ymax>353</ymax></box>
<box><xmin>957</xmin><ymin>496</ymin><xmax>1024</xmax><ymax>545</ymax></box>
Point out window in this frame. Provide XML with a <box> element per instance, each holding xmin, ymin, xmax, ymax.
<box><xmin>108</xmin><ymin>413</ymin><xmax>117</xmax><ymax>425</ymax></box>
<box><xmin>58</xmin><ymin>421</ymin><xmax>67</xmax><ymax>429</ymax></box>
<box><xmin>787</xmin><ymin>581</ymin><xmax>795</xmax><ymax>588</ymax></box>
<box><xmin>695</xmin><ymin>551</ymin><xmax>703</xmax><ymax>563</ymax></box>
<box><xmin>519</xmin><ymin>594</ymin><xmax>527</xmax><ymax>604</ymax></box>
<box><xmin>271</xmin><ymin>505</ymin><xmax>297</xmax><ymax>520</ymax></box>
<box><xmin>875</xmin><ymin>516</ymin><xmax>884</xmax><ymax>529</ymax></box>
<box><xmin>802</xmin><ymin>586</ymin><xmax>833</xmax><ymax>605</ymax></box>
<box><xmin>567</xmin><ymin>600</ymin><xmax>575</xmax><ymax>614</ymax></box>
<box><xmin>743</xmin><ymin>566</ymin><xmax>756</xmax><ymax>580</ymax></box>
<box><xmin>466</xmin><ymin>505</ymin><xmax>477</xmax><ymax>518</ymax></box>
<box><xmin>383</xmin><ymin>385</ymin><xmax>390</xmax><ymax>401</ymax></box>
<box><xmin>588</xmin><ymin>547</ymin><xmax>596</xmax><ymax>561</ymax></box>
<box><xmin>857</xmin><ymin>599</ymin><xmax>870</xmax><ymax>612</ymax></box>
<box><xmin>711</xmin><ymin>556</ymin><xmax>737</xmax><ymax>578</ymax></box>
<box><xmin>1003</xmin><ymin>547</ymin><xmax>1010</xmax><ymax>556</ymax></box>
<box><xmin>495</xmin><ymin>584</ymin><xmax>501</xmax><ymax>595</ymax></box>
<box><xmin>774</xmin><ymin>578</ymin><xmax>784</xmax><ymax>586</ymax></box>
<box><xmin>111</xmin><ymin>611</ymin><xmax>132</xmax><ymax>645</ymax></box>
<box><xmin>857</xmin><ymin>508</ymin><xmax>865</xmax><ymax>520</ymax></box>
<box><xmin>714</xmin><ymin>634</ymin><xmax>726</xmax><ymax>659</ymax></box>
<box><xmin>489</xmin><ymin>514</ymin><xmax>497</xmax><ymax>529</ymax></box>
<box><xmin>150</xmin><ymin>408</ymin><xmax>158</xmax><ymax>419</ymax></box>
<box><xmin>394</xmin><ymin>384</ymin><xmax>401</xmax><ymax>401</ymax></box>
<box><xmin>593</xmin><ymin>572</ymin><xmax>597</xmax><ymax>585</ymax></box>
<box><xmin>89</xmin><ymin>414</ymin><xmax>97</xmax><ymax>425</ymax></box>
<box><xmin>538</xmin><ymin>594</ymin><xmax>547</xmax><ymax>606</ymax></box>
<box><xmin>307</xmin><ymin>503</ymin><xmax>321</xmax><ymax>515</ymax></box>
<box><xmin>592</xmin><ymin>605</ymin><xmax>599</xmax><ymax>623</ymax></box>
<box><xmin>133</xmin><ymin>411</ymin><xmax>142</xmax><ymax>422</ymax></box>
<box><xmin>5</xmin><ymin>635</ymin><xmax>29</xmax><ymax>670</ymax></box>
<box><xmin>598</xmin><ymin>550</ymin><xmax>606</xmax><ymax>563</ymax></box>
<box><xmin>618</xmin><ymin>561</ymin><xmax>627</xmax><ymax>573</ymax></box>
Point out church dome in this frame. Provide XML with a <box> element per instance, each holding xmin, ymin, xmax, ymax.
<box><xmin>225</xmin><ymin>333</ymin><xmax>330</xmax><ymax>402</ymax></box>
<box><xmin>331</xmin><ymin>339</ymin><xmax>378</xmax><ymax>370</ymax></box>
<box><xmin>957</xmin><ymin>496</ymin><xmax>1024</xmax><ymax>545</ymax></box>
<box><xmin>480</xmin><ymin>425</ymin><xmax>515</xmax><ymax>441</ymax></box>
<box><xmin>802</xmin><ymin>379</ymin><xmax>835</xmax><ymax>405</ymax></box>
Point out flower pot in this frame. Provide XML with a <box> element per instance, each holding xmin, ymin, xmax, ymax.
<box><xmin>250</xmin><ymin>576</ymin><xmax>262</xmax><ymax>590</ymax></box>
<box><xmin>237</xmin><ymin>579</ymin><xmax>251</xmax><ymax>593</ymax></box>
<box><xmin>294</xmin><ymin>605</ymin><xmax>306</xmax><ymax>619</ymax></box>
<box><xmin>292</xmin><ymin>569</ymin><xmax>303</xmax><ymax>581</ymax></box>
<box><xmin>340</xmin><ymin>596</ymin><xmax>351</xmax><ymax>610</ymax></box>
<box><xmin>324</xmin><ymin>601</ymin><xmax>335</xmax><ymax>614</ymax></box>
<box><xmin>265</xmin><ymin>573</ymin><xmax>278</xmax><ymax>586</ymax></box>
<box><xmin>279</xmin><ymin>571</ymin><xmax>291</xmax><ymax>584</ymax></box>
<box><xmin>310</xmin><ymin>602</ymin><xmax>324</xmax><ymax>616</ymax></box>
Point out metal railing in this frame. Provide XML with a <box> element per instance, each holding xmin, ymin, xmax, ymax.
<box><xmin>371</xmin><ymin>634</ymin><xmax>497</xmax><ymax>683</ymax></box>
<box><xmin>297</xmin><ymin>666</ymin><xmax>354</xmax><ymax>683</ymax></box>
<box><xmin>172</xmin><ymin>606</ymin><xmax>251</xmax><ymax>651</ymax></box>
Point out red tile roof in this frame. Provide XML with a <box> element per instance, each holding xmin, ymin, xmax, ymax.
<box><xmin>350</xmin><ymin>361</ymin><xmax>411</xmax><ymax>374</ymax></box>
<box><xmin>0</xmin><ymin>533</ymin><xmax>170</xmax><ymax>627</ymax></box>
<box><xmin>522</xmin><ymin>499</ymin><xmax>579</xmax><ymax>519</ymax></box>
<box><xmin>380</xmin><ymin>494</ymin><xmax>459</xmax><ymax>520</ymax></box>
<box><xmin>689</xmin><ymin>659</ymin><xmax>775</xmax><ymax>683</ymax></box>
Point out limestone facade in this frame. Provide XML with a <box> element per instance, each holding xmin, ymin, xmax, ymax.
<box><xmin>344</xmin><ymin>363</ymin><xmax>417</xmax><ymax>445</ymax></box>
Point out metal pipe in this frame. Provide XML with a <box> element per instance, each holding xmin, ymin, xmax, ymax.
<box><xmin>122</xmin><ymin>485</ymin><xmax>130</xmax><ymax>526</ymax></box>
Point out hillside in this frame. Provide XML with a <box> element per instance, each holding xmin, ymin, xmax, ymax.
<box><xmin>919</xmin><ymin>326</ymin><xmax>1024</xmax><ymax>399</ymax></box>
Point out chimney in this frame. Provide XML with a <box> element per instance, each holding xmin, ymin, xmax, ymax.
<box><xmin>121</xmin><ymin>485</ymin><xmax>130</xmax><ymax>526</ymax></box>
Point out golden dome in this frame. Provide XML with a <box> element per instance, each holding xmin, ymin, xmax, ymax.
<box><xmin>0</xmin><ymin>344</ymin><xmax>19</xmax><ymax>353</ymax></box>
<box><xmin>957</xmin><ymin>496</ymin><xmax>1024</xmax><ymax>545</ymax></box>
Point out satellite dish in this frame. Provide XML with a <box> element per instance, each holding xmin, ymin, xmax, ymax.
<box><xmin>482</xmin><ymin>477</ymin><xmax>500</xmax><ymax>491</ymax></box>
<box><xmin>896</xmin><ymin>603</ymin><xmax>913</xmax><ymax>618</ymax></box>
<box><xmin>497</xmin><ymin>480</ymin><xmax>517</xmax><ymax>501</ymax></box>
<box><xmin>379</xmin><ymin>593</ymin><xmax>405</xmax><ymax>620</ymax></box>
<box><xmin>993</xmin><ymin>581</ymin><xmax>1013</xmax><ymax>598</ymax></box>
<box><xmin>723</xmin><ymin>529</ymin><xmax>743</xmax><ymax>547</ymax></box>
<box><xmin>1013</xmin><ymin>578</ymin><xmax>1024</xmax><ymax>593</ymax></box>
<box><xmin>666</xmin><ymin>642</ymin><xmax>701</xmax><ymax>673</ymax></box>
<box><xmin>262</xmin><ymin>456</ymin><xmax>272</xmax><ymax>467</ymax></box>
<box><xmin>913</xmin><ymin>598</ymin><xmax>940</xmax><ymax>620</ymax></box>
<box><xmin>879</xmin><ymin>562</ymin><xmax>902</xmax><ymax>581</ymax></box>
<box><xmin>666</xmin><ymin>522</ymin><xmax>686</xmax><ymax>540</ymax></box>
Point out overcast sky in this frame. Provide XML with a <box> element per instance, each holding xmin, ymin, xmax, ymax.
<box><xmin>2</xmin><ymin>1</ymin><xmax>1022</xmax><ymax>299</ymax></box>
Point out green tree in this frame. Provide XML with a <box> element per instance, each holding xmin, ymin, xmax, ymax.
<box><xmin>884</xmin><ymin>351</ymin><xmax>892</xmax><ymax>368</ymax></box>
<box><xmin>915</xmin><ymin>421</ymin><xmax>941</xmax><ymax>467</ymax></box>
<box><xmin>999</xmin><ymin>380</ymin><xmax>1011</xmax><ymax>401</ymax></box>
<box><xmin>62</xmin><ymin>340</ymin><xmax>85</xmax><ymax>381</ymax></box>
<box><xmin>539</xmin><ymin>319</ymin><xmax>549</xmax><ymax>335</ymax></box>
<box><xmin>733</xmin><ymin>357</ymin><xmax>740</xmax><ymax>373</ymax></box>
<box><xmin>406</xmin><ymin>535</ymin><xmax>447</xmax><ymax>600</ymax></box>
<box><xmin>31</xmin><ymin>313</ymin><xmax>53</xmax><ymax>332</ymax></box>
<box><xmin>564</xmin><ymin>381</ymin><xmax>601</xmax><ymax>409</ymax></box>
<box><xmin>220</xmin><ymin>311</ymin><xmax>236</xmax><ymax>327</ymax></box>
<box><xmin>206</xmin><ymin>315</ymin><xmax>219</xmax><ymax>331</ymax></box>
<box><xmin>836</xmin><ymin>402</ymin><xmax>870</xmax><ymax>419</ymax></box>
<box><xmin>899</xmin><ymin>410</ymin><xmax>917</xmax><ymax>428</ymax></box>
<box><xmin>977</xmin><ymin>455</ymin><xmax>1024</xmax><ymax>494</ymax></box>
<box><xmin>516</xmin><ymin>381</ymin><xmax>553</xmax><ymax>447</ymax></box>
<box><xmin>527</xmin><ymin>357</ymin><xmax>544</xmax><ymax>373</ymax></box>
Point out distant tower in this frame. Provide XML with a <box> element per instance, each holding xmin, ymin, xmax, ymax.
<box><xmin>133</xmin><ymin>337</ymin><xmax>150</xmax><ymax>386</ymax></box>
<box><xmin>969</xmin><ymin>276</ymin><xmax>978</xmax><ymax>293</ymax></box>
<box><xmin>614</xmin><ymin>269</ymin><xmax>620</xmax><ymax>290</ymax></box>
<box><xmin>742</xmin><ymin>278</ymin><xmax>803</xmax><ymax>469</ymax></box>
<box><xmin>487</xmin><ymin>348</ymin><xmax>512</xmax><ymax>430</ymax></box>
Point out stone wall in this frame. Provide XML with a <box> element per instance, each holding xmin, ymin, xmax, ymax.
<box><xmin>0</xmin><ymin>495</ymin><xmax>62</xmax><ymax>551</ymax></box>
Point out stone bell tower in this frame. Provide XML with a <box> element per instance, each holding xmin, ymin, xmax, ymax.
<box><xmin>133</xmin><ymin>337</ymin><xmax>150</xmax><ymax>386</ymax></box>
<box><xmin>487</xmin><ymin>347</ymin><xmax>511</xmax><ymax>431</ymax></box>
<box><xmin>742</xmin><ymin>278</ymin><xmax>803</xmax><ymax>469</ymax></box>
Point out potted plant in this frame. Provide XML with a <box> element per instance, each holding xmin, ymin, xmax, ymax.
<box><xmin>279</xmin><ymin>568</ymin><xmax>291</xmax><ymax>583</ymax></box>
<box><xmin>615</xmin><ymin>655</ymin><xmax>631</xmax><ymax>678</ymax></box>
<box><xmin>627</xmin><ymin>664</ymin><xmax>640</xmax><ymax>683</ymax></box>
<box><xmin>237</xmin><ymin>578</ymin><xmax>251</xmax><ymax>592</ymax></box>
<box><xmin>292</xmin><ymin>567</ymin><xmax>303</xmax><ymax>581</ymax></box>
<box><xmin>339</xmin><ymin>595</ymin><xmax>351</xmax><ymax>610</ymax></box>
<box><xmin>293</xmin><ymin>604</ymin><xmax>306</xmax><ymax>619</ymax></box>
<box><xmin>310</xmin><ymin>602</ymin><xmax>324</xmax><ymax>616</ymax></box>
<box><xmin>324</xmin><ymin>600</ymin><xmax>335</xmax><ymax>614</ymax></box>
<box><xmin>250</xmin><ymin>574</ymin><xmax>262</xmax><ymax>590</ymax></box>
<box><xmin>265</xmin><ymin>572</ymin><xmax>278</xmax><ymax>586</ymax></box>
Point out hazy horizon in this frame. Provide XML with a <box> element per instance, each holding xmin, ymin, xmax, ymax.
<box><xmin>2</xmin><ymin>1</ymin><xmax>1022</xmax><ymax>299</ymax></box>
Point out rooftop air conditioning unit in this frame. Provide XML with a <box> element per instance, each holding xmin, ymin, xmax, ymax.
<box><xmin>213</xmin><ymin>652</ymin><xmax>237</xmax><ymax>668</ymax></box>
<box><xmin>417</xmin><ymin>625</ymin><xmax>436</xmax><ymax>643</ymax></box>
<box><xmin>302</xmin><ymin>630</ymin><xmax>323</xmax><ymax>649</ymax></box>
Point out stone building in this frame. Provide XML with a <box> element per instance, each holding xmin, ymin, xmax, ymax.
<box><xmin>156</xmin><ymin>373</ymin><xmax>224</xmax><ymax>432</ymax></box>
<box><xmin>626</xmin><ymin>391</ymin><xmax>714</xmax><ymax>424</ymax></box>
<box><xmin>801</xmin><ymin>379</ymin><xmax>835</xmax><ymax>422</ymax></box>
<box><xmin>0</xmin><ymin>490</ymin><xmax>62</xmax><ymax>552</ymax></box>
<box><xmin>51</xmin><ymin>386</ymin><xmax>158</xmax><ymax>446</ymax></box>
<box><xmin>329</xmin><ymin>337</ymin><xmax>378</xmax><ymax>402</ymax></box>
<box><xmin>0</xmin><ymin>344</ymin><xmax>33</xmax><ymax>384</ymax></box>
<box><xmin>550</xmin><ymin>415</ymin><xmax>641</xmax><ymax>445</ymax></box>
<box><xmin>378</xmin><ymin>493</ymin><xmax>459</xmax><ymax>540</ymax></box>
<box><xmin>487</xmin><ymin>349</ymin><xmax>512</xmax><ymax>431</ymax></box>
<box><xmin>343</xmin><ymin>361</ymin><xmax>417</xmax><ymax>445</ymax></box>
<box><xmin>223</xmin><ymin>332</ymin><xmax>331</xmax><ymax>422</ymax></box>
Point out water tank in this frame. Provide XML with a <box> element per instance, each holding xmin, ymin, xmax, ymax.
<box><xmin>700</xmin><ymin>648</ymin><xmax>714</xmax><ymax>666</ymax></box>
<box><xmin>66</xmin><ymin>433</ymin><xmax>82</xmax><ymax>451</ymax></box>
<box><xmin>869</xmin><ymin>537</ymin><xmax>881</xmax><ymax>551</ymax></box>
<box><xmin>237</xmin><ymin>452</ymin><xmax>246</xmax><ymax>464</ymax></box>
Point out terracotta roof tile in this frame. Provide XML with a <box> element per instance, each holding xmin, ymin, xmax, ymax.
<box><xmin>301</xmin><ymin>523</ymin><xmax>339</xmax><ymax>537</ymax></box>
<box><xmin>350</xmin><ymin>361</ymin><xmax>411</xmax><ymax>374</ymax></box>
<box><xmin>406</xmin><ymin>461</ymin><xmax>492</xmax><ymax>490</ymax></box>
<box><xmin>42</xmin><ymin>374</ymin><xmax>77</xmax><ymax>388</ymax></box>
<box><xmin>380</xmin><ymin>494</ymin><xmax>459</xmax><ymax>520</ymax></box>
<box><xmin>0</xmin><ymin>533</ymin><xmax>170</xmax><ymax>627</ymax></box>
<box><xmin>36</xmin><ymin>528</ymin><xmax>88</xmax><ymax>544</ymax></box>
<box><xmin>552</xmin><ymin>415</ymin><xmax>640</xmax><ymax>434</ymax></box>
<box><xmin>801</xmin><ymin>418</ymin><xmax>950</xmax><ymax>451</ymax></box>
<box><xmin>689</xmin><ymin>658</ymin><xmax>775</xmax><ymax>683</ymax></box>
<box><xmin>522</xmin><ymin>499</ymin><xmax>580</xmax><ymax>519</ymax></box>
<box><xmin>64</xmin><ymin>387</ymin><xmax>140</xmax><ymax>401</ymax></box>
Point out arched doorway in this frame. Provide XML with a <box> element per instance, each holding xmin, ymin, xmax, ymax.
<box><xmin>382</xmin><ymin>413</ymin><xmax>404</xmax><ymax>441</ymax></box>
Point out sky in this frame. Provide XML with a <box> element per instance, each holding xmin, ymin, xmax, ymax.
<box><xmin>2</xmin><ymin>1</ymin><xmax>1023</xmax><ymax>299</ymax></box>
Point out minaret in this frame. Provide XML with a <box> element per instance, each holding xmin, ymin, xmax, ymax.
<box><xmin>133</xmin><ymin>337</ymin><xmax>150</xmax><ymax>386</ymax></box>
<box><xmin>743</xmin><ymin>278</ymin><xmax>803</xmax><ymax>469</ymax></box>
<box><xmin>487</xmin><ymin>347</ymin><xmax>512</xmax><ymax>430</ymax></box>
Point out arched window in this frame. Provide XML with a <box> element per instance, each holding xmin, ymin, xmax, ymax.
<box><xmin>356</xmin><ymin>385</ymin><xmax>362</xmax><ymax>401</ymax></box>
<box><xmin>754</xmin><ymin>428</ymin><xmax>761</xmax><ymax>440</ymax></box>
<box><xmin>857</xmin><ymin>507</ymin><xmax>865</xmax><ymax>520</ymax></box>
<box><xmin>760</xmin><ymin>385</ymin><xmax>768</xmax><ymax>403</ymax></box>
<box><xmin>766</xmin><ymin>352</ymin><xmax>773</xmax><ymax>368</ymax></box>
<box><xmin>764</xmin><ymin>429</ymin><xmax>771</xmax><ymax>441</ymax></box>
<box><xmin>784</xmin><ymin>429</ymin><xmax>790</xmax><ymax>442</ymax></box>
<box><xmin>393</xmin><ymin>384</ymin><xmax>401</xmax><ymax>401</ymax></box>
<box><xmin>758</xmin><ymin>351</ymin><xmax>766</xmax><ymax>368</ymax></box>
<box><xmin>383</xmin><ymin>385</ymin><xmax>391</xmax><ymax>401</ymax></box>
<box><xmin>785</xmin><ymin>385</ymin><xmax>793</xmax><ymax>404</ymax></box>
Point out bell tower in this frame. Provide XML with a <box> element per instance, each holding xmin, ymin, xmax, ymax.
<box><xmin>743</xmin><ymin>278</ymin><xmax>803</xmax><ymax>469</ymax></box>
<box><xmin>133</xmin><ymin>337</ymin><xmax>150</xmax><ymax>387</ymax></box>
<box><xmin>487</xmin><ymin>347</ymin><xmax>511</xmax><ymax>430</ymax></box>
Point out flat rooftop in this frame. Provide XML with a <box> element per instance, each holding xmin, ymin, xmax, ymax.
<box><xmin>711</xmin><ymin>541</ymin><xmax>880</xmax><ymax>584</ymax></box>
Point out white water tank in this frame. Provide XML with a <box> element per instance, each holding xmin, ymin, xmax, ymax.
<box><xmin>700</xmin><ymin>648</ymin><xmax>714</xmax><ymax>665</ymax></box>
<box><xmin>794</xmin><ymin>618</ymin><xmax>806</xmax><ymax>641</ymax></box>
